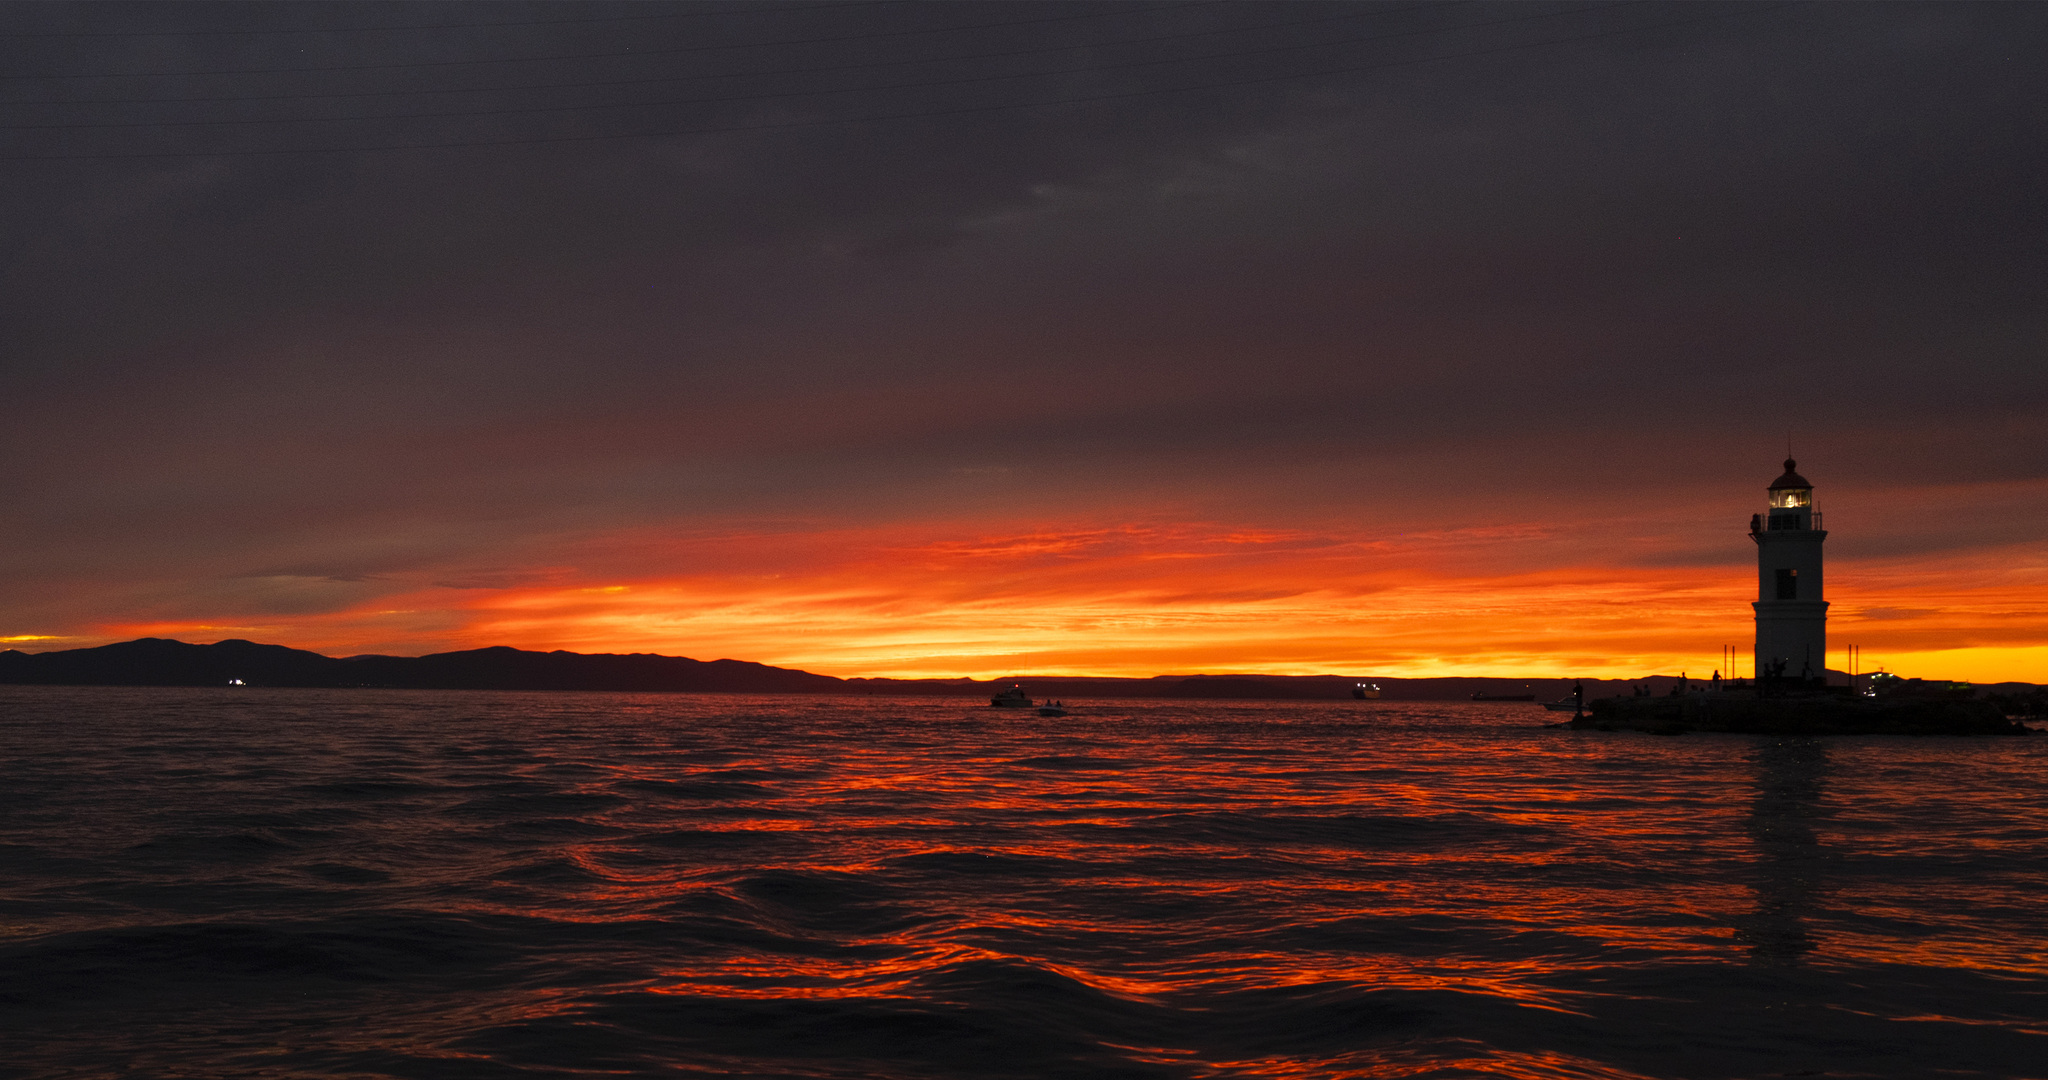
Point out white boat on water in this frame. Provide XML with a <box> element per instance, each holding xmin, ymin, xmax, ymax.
<box><xmin>990</xmin><ymin>686</ymin><xmax>1033</xmax><ymax>708</ymax></box>
<box><xmin>1543</xmin><ymin>685</ymin><xmax>1589</xmax><ymax>712</ymax></box>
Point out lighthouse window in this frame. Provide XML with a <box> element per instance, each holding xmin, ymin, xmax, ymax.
<box><xmin>1771</xmin><ymin>488</ymin><xmax>1812</xmax><ymax>509</ymax></box>
<box><xmin>1776</xmin><ymin>568</ymin><xmax>1798</xmax><ymax>600</ymax></box>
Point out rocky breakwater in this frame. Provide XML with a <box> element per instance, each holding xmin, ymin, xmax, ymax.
<box><xmin>1569</xmin><ymin>691</ymin><xmax>2033</xmax><ymax>737</ymax></box>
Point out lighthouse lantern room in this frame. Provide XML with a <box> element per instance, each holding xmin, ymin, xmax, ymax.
<box><xmin>1750</xmin><ymin>459</ymin><xmax>1828</xmax><ymax>684</ymax></box>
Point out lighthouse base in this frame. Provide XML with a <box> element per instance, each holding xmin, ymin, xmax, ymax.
<box><xmin>1753</xmin><ymin>599</ymin><xmax>1829</xmax><ymax>681</ymax></box>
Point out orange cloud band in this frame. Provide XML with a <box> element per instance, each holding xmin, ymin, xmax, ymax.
<box><xmin>90</xmin><ymin>518</ymin><xmax>2048</xmax><ymax>683</ymax></box>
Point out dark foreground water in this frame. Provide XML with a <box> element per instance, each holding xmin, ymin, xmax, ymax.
<box><xmin>1</xmin><ymin>688</ymin><xmax>2043</xmax><ymax>1079</ymax></box>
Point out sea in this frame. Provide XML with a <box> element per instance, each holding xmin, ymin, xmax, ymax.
<box><xmin>1</xmin><ymin>687</ymin><xmax>2043</xmax><ymax>1080</ymax></box>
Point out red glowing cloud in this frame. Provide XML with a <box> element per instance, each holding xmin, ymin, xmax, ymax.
<box><xmin>89</xmin><ymin>491</ymin><xmax>2048</xmax><ymax>683</ymax></box>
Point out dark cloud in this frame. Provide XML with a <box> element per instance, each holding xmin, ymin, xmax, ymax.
<box><xmin>3</xmin><ymin>1</ymin><xmax>2045</xmax><ymax>642</ymax></box>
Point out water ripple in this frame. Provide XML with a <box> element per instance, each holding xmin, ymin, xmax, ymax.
<box><xmin>0</xmin><ymin>686</ymin><xmax>2043</xmax><ymax>1078</ymax></box>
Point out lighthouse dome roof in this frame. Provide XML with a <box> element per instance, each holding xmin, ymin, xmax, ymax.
<box><xmin>1769</xmin><ymin>458</ymin><xmax>1810</xmax><ymax>489</ymax></box>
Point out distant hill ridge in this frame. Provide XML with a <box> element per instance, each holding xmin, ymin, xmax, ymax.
<box><xmin>0</xmin><ymin>637</ymin><xmax>841</xmax><ymax>693</ymax></box>
<box><xmin>4</xmin><ymin>637</ymin><xmax>2036</xmax><ymax>700</ymax></box>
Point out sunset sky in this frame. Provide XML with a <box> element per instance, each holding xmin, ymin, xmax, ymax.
<box><xmin>3</xmin><ymin>1</ymin><xmax>2044</xmax><ymax>682</ymax></box>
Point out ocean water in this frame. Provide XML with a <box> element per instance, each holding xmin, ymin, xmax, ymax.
<box><xmin>1</xmin><ymin>688</ymin><xmax>2043</xmax><ymax>1080</ymax></box>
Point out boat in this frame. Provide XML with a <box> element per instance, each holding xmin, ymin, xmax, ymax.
<box><xmin>1037</xmin><ymin>706</ymin><xmax>1069</xmax><ymax>717</ymax></box>
<box><xmin>1471</xmin><ymin>692</ymin><xmax>1536</xmax><ymax>702</ymax></box>
<box><xmin>990</xmin><ymin>686</ymin><xmax>1033</xmax><ymax>708</ymax></box>
<box><xmin>1541</xmin><ymin>697</ymin><xmax>1583</xmax><ymax>712</ymax></box>
<box><xmin>1352</xmin><ymin>682</ymin><xmax>1381</xmax><ymax>700</ymax></box>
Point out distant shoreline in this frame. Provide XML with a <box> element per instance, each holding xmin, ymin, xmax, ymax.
<box><xmin>3</xmin><ymin>637</ymin><xmax>2040</xmax><ymax>701</ymax></box>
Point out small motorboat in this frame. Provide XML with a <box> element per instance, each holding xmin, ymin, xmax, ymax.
<box><xmin>1352</xmin><ymin>682</ymin><xmax>1381</xmax><ymax>699</ymax></box>
<box><xmin>1037</xmin><ymin>705</ymin><xmax>1069</xmax><ymax>717</ymax></box>
<box><xmin>990</xmin><ymin>686</ymin><xmax>1034</xmax><ymax>708</ymax></box>
<box><xmin>1541</xmin><ymin>698</ymin><xmax>1583</xmax><ymax>712</ymax></box>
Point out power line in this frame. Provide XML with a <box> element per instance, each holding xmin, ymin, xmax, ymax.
<box><xmin>0</xmin><ymin>1</ymin><xmax>1211</xmax><ymax>82</ymax></box>
<box><xmin>0</xmin><ymin>3</ymin><xmax>1798</xmax><ymax>162</ymax></box>
<box><xmin>0</xmin><ymin>4</ymin><xmax>1619</xmax><ymax>133</ymax></box>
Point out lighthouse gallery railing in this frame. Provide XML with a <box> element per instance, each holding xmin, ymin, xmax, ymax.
<box><xmin>1750</xmin><ymin>511</ymin><xmax>1823</xmax><ymax>534</ymax></box>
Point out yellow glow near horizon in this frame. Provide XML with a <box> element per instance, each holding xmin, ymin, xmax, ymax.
<box><xmin>1854</xmin><ymin>646</ymin><xmax>2048</xmax><ymax>685</ymax></box>
<box><xmin>75</xmin><ymin>513</ymin><xmax>2047</xmax><ymax>683</ymax></box>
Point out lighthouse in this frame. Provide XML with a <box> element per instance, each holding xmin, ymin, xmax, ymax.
<box><xmin>1750</xmin><ymin>459</ymin><xmax>1828</xmax><ymax>684</ymax></box>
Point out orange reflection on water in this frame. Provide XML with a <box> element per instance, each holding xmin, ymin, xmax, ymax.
<box><xmin>648</xmin><ymin>944</ymin><xmax>1175</xmax><ymax>1003</ymax></box>
<box><xmin>282</xmin><ymin>694</ymin><xmax>2046</xmax><ymax>1080</ymax></box>
<box><xmin>1202</xmin><ymin>1045</ymin><xmax>1668</xmax><ymax>1080</ymax></box>
<box><xmin>8</xmin><ymin>681</ymin><xmax>2045</xmax><ymax>1080</ymax></box>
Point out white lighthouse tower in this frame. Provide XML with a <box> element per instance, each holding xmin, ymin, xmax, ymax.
<box><xmin>1750</xmin><ymin>459</ymin><xmax>1828</xmax><ymax>684</ymax></box>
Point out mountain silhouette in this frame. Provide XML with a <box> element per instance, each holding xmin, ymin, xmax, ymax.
<box><xmin>0</xmin><ymin>638</ymin><xmax>843</xmax><ymax>693</ymax></box>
